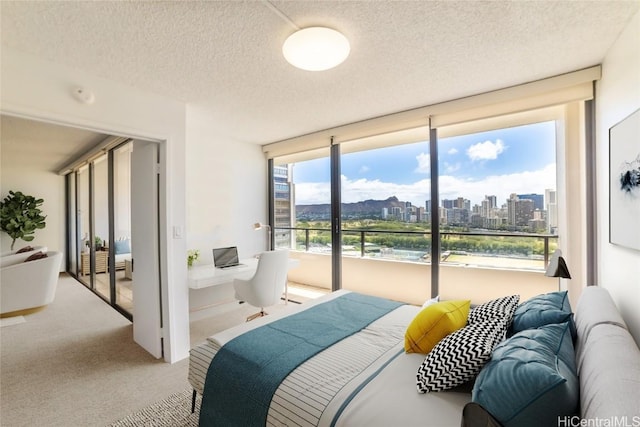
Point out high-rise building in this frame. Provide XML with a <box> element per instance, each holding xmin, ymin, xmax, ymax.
<box><xmin>507</xmin><ymin>193</ymin><xmax>535</xmax><ymax>227</ymax></box>
<box><xmin>545</xmin><ymin>189</ymin><xmax>558</xmax><ymax>234</ymax></box>
<box><xmin>442</xmin><ymin>199</ymin><xmax>455</xmax><ymax>209</ymax></box>
<box><xmin>390</xmin><ymin>206</ymin><xmax>403</xmax><ymax>220</ymax></box>
<box><xmin>515</xmin><ymin>199</ymin><xmax>534</xmax><ymax>226</ymax></box>
<box><xmin>274</xmin><ymin>164</ymin><xmax>294</xmax><ymax>248</ymax></box>
<box><xmin>507</xmin><ymin>193</ymin><xmax>519</xmax><ymax>227</ymax></box>
<box><xmin>518</xmin><ymin>193</ymin><xmax>544</xmax><ymax>211</ymax></box>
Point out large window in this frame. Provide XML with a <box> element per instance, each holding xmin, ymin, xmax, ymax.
<box><xmin>437</xmin><ymin>120</ymin><xmax>558</xmax><ymax>271</ymax></box>
<box><xmin>267</xmin><ymin>69</ymin><xmax>595</xmax><ymax>302</ymax></box>
<box><xmin>272</xmin><ymin>151</ymin><xmax>333</xmax><ymax>289</ymax></box>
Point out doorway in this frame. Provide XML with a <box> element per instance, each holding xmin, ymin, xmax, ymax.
<box><xmin>66</xmin><ymin>140</ymin><xmax>159</xmax><ymax>329</ymax></box>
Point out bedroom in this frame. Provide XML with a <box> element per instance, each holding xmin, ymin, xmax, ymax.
<box><xmin>1</xmin><ymin>0</ymin><xmax>639</xmax><ymax>390</ymax></box>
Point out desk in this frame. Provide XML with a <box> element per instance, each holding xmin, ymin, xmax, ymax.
<box><xmin>188</xmin><ymin>258</ymin><xmax>300</xmax><ymax>302</ymax></box>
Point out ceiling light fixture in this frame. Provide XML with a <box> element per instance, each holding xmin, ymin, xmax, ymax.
<box><xmin>282</xmin><ymin>27</ymin><xmax>350</xmax><ymax>71</ymax></box>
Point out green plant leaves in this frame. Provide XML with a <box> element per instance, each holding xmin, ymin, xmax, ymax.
<box><xmin>0</xmin><ymin>190</ymin><xmax>47</xmax><ymax>250</ymax></box>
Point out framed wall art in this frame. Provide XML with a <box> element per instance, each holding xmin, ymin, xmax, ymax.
<box><xmin>609</xmin><ymin>108</ymin><xmax>640</xmax><ymax>251</ymax></box>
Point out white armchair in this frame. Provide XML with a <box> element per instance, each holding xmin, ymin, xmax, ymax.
<box><xmin>1</xmin><ymin>251</ymin><xmax>62</xmax><ymax>318</ymax></box>
<box><xmin>234</xmin><ymin>250</ymin><xmax>289</xmax><ymax>321</ymax></box>
<box><xmin>0</xmin><ymin>246</ymin><xmax>48</xmax><ymax>268</ymax></box>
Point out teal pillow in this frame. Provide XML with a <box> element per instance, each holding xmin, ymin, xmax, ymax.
<box><xmin>472</xmin><ymin>322</ymin><xmax>578</xmax><ymax>427</ymax></box>
<box><xmin>114</xmin><ymin>239</ymin><xmax>131</xmax><ymax>255</ymax></box>
<box><xmin>511</xmin><ymin>291</ymin><xmax>576</xmax><ymax>338</ymax></box>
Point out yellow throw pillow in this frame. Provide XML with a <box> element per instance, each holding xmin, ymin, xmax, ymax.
<box><xmin>404</xmin><ymin>300</ymin><xmax>471</xmax><ymax>354</ymax></box>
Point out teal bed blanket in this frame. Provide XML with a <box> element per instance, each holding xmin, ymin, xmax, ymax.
<box><xmin>198</xmin><ymin>292</ymin><xmax>403</xmax><ymax>426</ymax></box>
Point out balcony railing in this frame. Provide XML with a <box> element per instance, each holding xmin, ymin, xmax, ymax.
<box><xmin>274</xmin><ymin>227</ymin><xmax>558</xmax><ymax>271</ymax></box>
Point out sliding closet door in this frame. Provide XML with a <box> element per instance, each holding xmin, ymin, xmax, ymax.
<box><xmin>130</xmin><ymin>140</ymin><xmax>162</xmax><ymax>358</ymax></box>
<box><xmin>113</xmin><ymin>142</ymin><xmax>133</xmax><ymax>313</ymax></box>
<box><xmin>92</xmin><ymin>154</ymin><xmax>110</xmax><ymax>300</ymax></box>
<box><xmin>77</xmin><ymin>166</ymin><xmax>91</xmax><ymax>285</ymax></box>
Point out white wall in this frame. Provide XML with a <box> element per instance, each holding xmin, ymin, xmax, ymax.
<box><xmin>0</xmin><ymin>48</ymin><xmax>189</xmax><ymax>362</ymax></box>
<box><xmin>185</xmin><ymin>105</ymin><xmax>267</xmax><ymax>313</ymax></box>
<box><xmin>0</xmin><ymin>156</ymin><xmax>65</xmax><ymax>257</ymax></box>
<box><xmin>596</xmin><ymin>10</ymin><xmax>640</xmax><ymax>344</ymax></box>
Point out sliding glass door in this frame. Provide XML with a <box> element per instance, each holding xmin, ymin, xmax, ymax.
<box><xmin>339</xmin><ymin>129</ymin><xmax>432</xmax><ymax>301</ymax></box>
<box><xmin>113</xmin><ymin>143</ymin><xmax>133</xmax><ymax>313</ymax></box>
<box><xmin>93</xmin><ymin>154</ymin><xmax>110</xmax><ymax>301</ymax></box>
<box><xmin>66</xmin><ymin>141</ymin><xmax>134</xmax><ymax>319</ymax></box>
<box><xmin>76</xmin><ymin>165</ymin><xmax>91</xmax><ymax>286</ymax></box>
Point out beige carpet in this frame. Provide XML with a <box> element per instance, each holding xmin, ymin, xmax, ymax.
<box><xmin>0</xmin><ymin>274</ymin><xmax>307</xmax><ymax>427</ymax></box>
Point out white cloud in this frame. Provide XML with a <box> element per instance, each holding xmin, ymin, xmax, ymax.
<box><xmin>448</xmin><ymin>148</ymin><xmax>458</xmax><ymax>155</ymax></box>
<box><xmin>444</xmin><ymin>162</ymin><xmax>461</xmax><ymax>173</ymax></box>
<box><xmin>294</xmin><ymin>163</ymin><xmax>556</xmax><ymax>208</ymax></box>
<box><xmin>466</xmin><ymin>139</ymin><xmax>506</xmax><ymax>161</ymax></box>
<box><xmin>414</xmin><ymin>152</ymin><xmax>430</xmax><ymax>174</ymax></box>
<box><xmin>358</xmin><ymin>165</ymin><xmax>370</xmax><ymax>174</ymax></box>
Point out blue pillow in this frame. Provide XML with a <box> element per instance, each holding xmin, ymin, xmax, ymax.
<box><xmin>510</xmin><ymin>291</ymin><xmax>576</xmax><ymax>338</ymax></box>
<box><xmin>472</xmin><ymin>322</ymin><xmax>578</xmax><ymax>427</ymax></box>
<box><xmin>114</xmin><ymin>239</ymin><xmax>131</xmax><ymax>255</ymax></box>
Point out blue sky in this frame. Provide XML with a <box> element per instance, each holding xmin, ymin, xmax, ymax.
<box><xmin>293</xmin><ymin>121</ymin><xmax>557</xmax><ymax>207</ymax></box>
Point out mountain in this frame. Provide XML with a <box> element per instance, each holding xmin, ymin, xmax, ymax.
<box><xmin>296</xmin><ymin>196</ymin><xmax>412</xmax><ymax>220</ymax></box>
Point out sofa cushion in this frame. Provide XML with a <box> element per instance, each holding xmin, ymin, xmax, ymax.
<box><xmin>416</xmin><ymin>318</ymin><xmax>503</xmax><ymax>393</ymax></box>
<box><xmin>472</xmin><ymin>322</ymin><xmax>578</xmax><ymax>427</ymax></box>
<box><xmin>404</xmin><ymin>300</ymin><xmax>470</xmax><ymax>354</ymax></box>
<box><xmin>511</xmin><ymin>291</ymin><xmax>576</xmax><ymax>338</ymax></box>
<box><xmin>114</xmin><ymin>239</ymin><xmax>131</xmax><ymax>255</ymax></box>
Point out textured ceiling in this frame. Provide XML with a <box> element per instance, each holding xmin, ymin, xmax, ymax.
<box><xmin>0</xmin><ymin>115</ymin><xmax>108</xmax><ymax>172</ymax></box>
<box><xmin>1</xmin><ymin>0</ymin><xmax>639</xmax><ymax>148</ymax></box>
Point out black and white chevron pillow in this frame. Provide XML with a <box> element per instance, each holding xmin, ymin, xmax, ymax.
<box><xmin>468</xmin><ymin>295</ymin><xmax>520</xmax><ymax>343</ymax></box>
<box><xmin>468</xmin><ymin>294</ymin><xmax>520</xmax><ymax>325</ymax></box>
<box><xmin>416</xmin><ymin>318</ymin><xmax>502</xmax><ymax>393</ymax></box>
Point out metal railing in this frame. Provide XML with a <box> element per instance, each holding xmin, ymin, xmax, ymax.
<box><xmin>274</xmin><ymin>226</ymin><xmax>558</xmax><ymax>269</ymax></box>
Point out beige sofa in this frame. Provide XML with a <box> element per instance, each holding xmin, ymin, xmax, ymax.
<box><xmin>0</xmin><ymin>251</ymin><xmax>62</xmax><ymax>318</ymax></box>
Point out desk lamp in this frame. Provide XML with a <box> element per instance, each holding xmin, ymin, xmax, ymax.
<box><xmin>254</xmin><ymin>222</ymin><xmax>272</xmax><ymax>251</ymax></box>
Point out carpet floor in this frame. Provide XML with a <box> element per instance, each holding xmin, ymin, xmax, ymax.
<box><xmin>0</xmin><ymin>274</ymin><xmax>323</xmax><ymax>426</ymax></box>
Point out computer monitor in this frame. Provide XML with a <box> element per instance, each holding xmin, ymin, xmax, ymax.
<box><xmin>212</xmin><ymin>246</ymin><xmax>240</xmax><ymax>268</ymax></box>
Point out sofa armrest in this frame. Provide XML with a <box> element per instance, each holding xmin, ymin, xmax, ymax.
<box><xmin>574</xmin><ymin>286</ymin><xmax>640</xmax><ymax>419</ymax></box>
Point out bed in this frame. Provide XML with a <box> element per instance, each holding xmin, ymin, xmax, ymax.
<box><xmin>188</xmin><ymin>290</ymin><xmax>472</xmax><ymax>426</ymax></box>
<box><xmin>189</xmin><ymin>287</ymin><xmax>640</xmax><ymax>427</ymax></box>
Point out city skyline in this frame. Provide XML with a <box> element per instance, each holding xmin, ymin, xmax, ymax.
<box><xmin>293</xmin><ymin>121</ymin><xmax>556</xmax><ymax>207</ymax></box>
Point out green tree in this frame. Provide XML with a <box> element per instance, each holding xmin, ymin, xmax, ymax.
<box><xmin>0</xmin><ymin>191</ymin><xmax>47</xmax><ymax>250</ymax></box>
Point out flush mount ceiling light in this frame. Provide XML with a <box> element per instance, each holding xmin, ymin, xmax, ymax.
<box><xmin>282</xmin><ymin>27</ymin><xmax>350</xmax><ymax>71</ymax></box>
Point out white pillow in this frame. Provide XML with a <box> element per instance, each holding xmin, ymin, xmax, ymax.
<box><xmin>421</xmin><ymin>295</ymin><xmax>440</xmax><ymax>308</ymax></box>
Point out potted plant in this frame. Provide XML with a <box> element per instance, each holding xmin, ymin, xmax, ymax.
<box><xmin>0</xmin><ymin>190</ymin><xmax>46</xmax><ymax>250</ymax></box>
<box><xmin>94</xmin><ymin>236</ymin><xmax>103</xmax><ymax>251</ymax></box>
<box><xmin>187</xmin><ymin>249</ymin><xmax>200</xmax><ymax>268</ymax></box>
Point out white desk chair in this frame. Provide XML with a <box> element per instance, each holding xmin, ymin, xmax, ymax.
<box><xmin>233</xmin><ymin>249</ymin><xmax>289</xmax><ymax>321</ymax></box>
